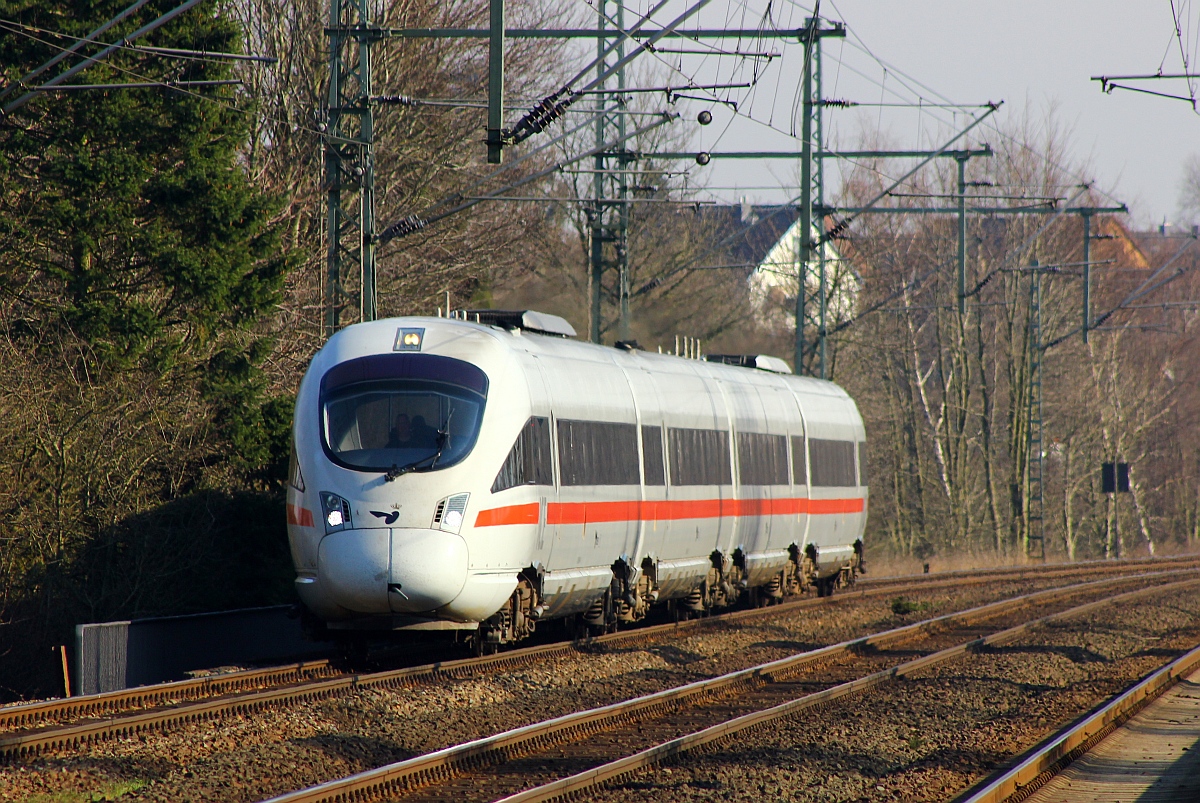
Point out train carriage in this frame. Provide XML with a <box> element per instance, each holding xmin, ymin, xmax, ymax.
<box><xmin>286</xmin><ymin>311</ymin><xmax>867</xmax><ymax>650</ymax></box>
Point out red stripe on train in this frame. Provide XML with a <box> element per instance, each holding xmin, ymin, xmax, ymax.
<box><xmin>286</xmin><ymin>504</ymin><xmax>315</xmax><ymax>527</ymax></box>
<box><xmin>474</xmin><ymin>502</ymin><xmax>540</xmax><ymax>527</ymax></box>
<box><xmin>475</xmin><ymin>496</ymin><xmax>864</xmax><ymax>527</ymax></box>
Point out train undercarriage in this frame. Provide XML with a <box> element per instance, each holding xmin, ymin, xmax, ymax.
<box><xmin>469</xmin><ymin>539</ymin><xmax>865</xmax><ymax>655</ymax></box>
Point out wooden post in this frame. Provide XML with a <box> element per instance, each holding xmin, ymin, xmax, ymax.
<box><xmin>59</xmin><ymin>645</ymin><xmax>71</xmax><ymax>698</ymax></box>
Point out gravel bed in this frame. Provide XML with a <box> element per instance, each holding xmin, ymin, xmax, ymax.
<box><xmin>585</xmin><ymin>583</ymin><xmax>1200</xmax><ymax>803</ymax></box>
<box><xmin>0</xmin><ymin>571</ymin><xmax>1180</xmax><ymax>803</ymax></box>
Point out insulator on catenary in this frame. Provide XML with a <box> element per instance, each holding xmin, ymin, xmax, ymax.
<box><xmin>509</xmin><ymin>86</ymin><xmax>579</xmax><ymax>143</ymax></box>
<box><xmin>383</xmin><ymin>214</ymin><xmax>427</xmax><ymax>240</ymax></box>
<box><xmin>373</xmin><ymin>94</ymin><xmax>418</xmax><ymax>106</ymax></box>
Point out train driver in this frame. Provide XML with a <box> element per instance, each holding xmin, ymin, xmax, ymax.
<box><xmin>387</xmin><ymin>413</ymin><xmax>412</xmax><ymax>448</ymax></box>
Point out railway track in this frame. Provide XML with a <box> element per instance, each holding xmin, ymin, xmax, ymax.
<box><xmin>1</xmin><ymin>559</ymin><xmax>1194</xmax><ymax>762</ymax></box>
<box><xmin>258</xmin><ymin>570</ymin><xmax>1200</xmax><ymax>803</ymax></box>
<box><xmin>960</xmin><ymin>641</ymin><xmax>1200</xmax><ymax>803</ymax></box>
<box><xmin>3</xmin><ymin>555</ymin><xmax>1190</xmax><ymax>745</ymax></box>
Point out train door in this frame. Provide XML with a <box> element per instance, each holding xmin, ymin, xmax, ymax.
<box><xmin>650</xmin><ymin>360</ymin><xmax>726</xmax><ymax>598</ymax></box>
<box><xmin>799</xmin><ymin>392</ymin><xmax>860</xmax><ymax>575</ymax></box>
<box><xmin>618</xmin><ymin>365</ymin><xmax>667</xmax><ymax>571</ymax></box>
<box><xmin>539</xmin><ymin>349</ymin><xmax>639</xmax><ymax>570</ymax></box>
<box><xmin>755</xmin><ymin>382</ymin><xmax>801</xmax><ymax>556</ymax></box>
<box><xmin>517</xmin><ymin>351</ymin><xmax>555</xmax><ymax>568</ymax></box>
<box><xmin>784</xmin><ymin>386</ymin><xmax>813</xmax><ymax>558</ymax></box>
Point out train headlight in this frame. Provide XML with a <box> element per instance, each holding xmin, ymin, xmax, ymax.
<box><xmin>321</xmin><ymin>492</ymin><xmax>353</xmax><ymax>533</ymax></box>
<box><xmin>432</xmin><ymin>493</ymin><xmax>470</xmax><ymax>534</ymax></box>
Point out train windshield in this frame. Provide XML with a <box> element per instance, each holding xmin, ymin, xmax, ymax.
<box><xmin>320</xmin><ymin>354</ymin><xmax>488</xmax><ymax>473</ymax></box>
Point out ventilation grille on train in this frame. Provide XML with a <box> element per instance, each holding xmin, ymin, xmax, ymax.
<box><xmin>432</xmin><ymin>493</ymin><xmax>470</xmax><ymax>534</ymax></box>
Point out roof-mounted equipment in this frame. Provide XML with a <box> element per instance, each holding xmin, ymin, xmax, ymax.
<box><xmin>705</xmin><ymin>354</ymin><xmax>792</xmax><ymax>374</ymax></box>
<box><xmin>465</xmin><ymin>309</ymin><xmax>577</xmax><ymax>338</ymax></box>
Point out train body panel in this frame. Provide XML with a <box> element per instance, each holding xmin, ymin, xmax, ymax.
<box><xmin>288</xmin><ymin>315</ymin><xmax>867</xmax><ymax>640</ymax></box>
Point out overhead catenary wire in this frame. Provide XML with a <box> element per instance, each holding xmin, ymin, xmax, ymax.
<box><xmin>507</xmin><ymin>0</ymin><xmax>712</xmax><ymax>145</ymax></box>
<box><xmin>377</xmin><ymin>112</ymin><xmax>679</xmax><ymax>245</ymax></box>
<box><xmin>2</xmin><ymin>0</ymin><xmax>207</xmax><ymax>114</ymax></box>
<box><xmin>0</xmin><ymin>0</ymin><xmax>154</xmax><ymax>101</ymax></box>
<box><xmin>634</xmin><ymin>102</ymin><xmax>999</xmax><ymax>300</ymax></box>
<box><xmin>1044</xmin><ymin>234</ymin><xmax>1200</xmax><ymax>349</ymax></box>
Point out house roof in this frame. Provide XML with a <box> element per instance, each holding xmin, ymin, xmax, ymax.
<box><xmin>697</xmin><ymin>204</ymin><xmax>802</xmax><ymax>271</ymax></box>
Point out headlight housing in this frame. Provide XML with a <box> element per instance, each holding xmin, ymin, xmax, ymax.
<box><xmin>321</xmin><ymin>492</ymin><xmax>353</xmax><ymax>533</ymax></box>
<box><xmin>432</xmin><ymin>493</ymin><xmax>469</xmax><ymax>534</ymax></box>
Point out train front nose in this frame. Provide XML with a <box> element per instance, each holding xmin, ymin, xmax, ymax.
<box><xmin>318</xmin><ymin>528</ymin><xmax>468</xmax><ymax>615</ymax></box>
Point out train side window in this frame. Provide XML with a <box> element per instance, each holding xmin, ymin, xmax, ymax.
<box><xmin>791</xmin><ymin>435</ymin><xmax>807</xmax><ymax>486</ymax></box>
<box><xmin>642</xmin><ymin>425</ymin><xmax>665</xmax><ymax>486</ymax></box>
<box><xmin>491</xmin><ymin>416</ymin><xmax>553</xmax><ymax>492</ymax></box>
<box><xmin>809</xmin><ymin>438</ymin><xmax>857</xmax><ymax>487</ymax></box>
<box><xmin>858</xmin><ymin>441</ymin><xmax>868</xmax><ymax>486</ymax></box>
<box><xmin>557</xmin><ymin>420</ymin><xmax>640</xmax><ymax>485</ymax></box>
<box><xmin>669</xmin><ymin>428</ymin><xmax>732</xmax><ymax>486</ymax></box>
<box><xmin>737</xmin><ymin>432</ymin><xmax>789</xmax><ymax>485</ymax></box>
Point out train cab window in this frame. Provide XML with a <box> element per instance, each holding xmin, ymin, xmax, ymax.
<box><xmin>642</xmin><ymin>425</ymin><xmax>665</xmax><ymax>486</ymax></box>
<box><xmin>809</xmin><ymin>438</ymin><xmax>857</xmax><ymax>487</ymax></box>
<box><xmin>557</xmin><ymin>420</ymin><xmax>639</xmax><ymax>485</ymax></box>
<box><xmin>669</xmin><ymin>428</ymin><xmax>732</xmax><ymax>486</ymax></box>
<box><xmin>858</xmin><ymin>441</ymin><xmax>868</xmax><ymax>486</ymax></box>
<box><xmin>737</xmin><ymin>432</ymin><xmax>789</xmax><ymax>485</ymax></box>
<box><xmin>492</xmin><ymin>416</ymin><xmax>553</xmax><ymax>492</ymax></box>
<box><xmin>320</xmin><ymin>353</ymin><xmax>487</xmax><ymax>473</ymax></box>
<box><xmin>791</xmin><ymin>435</ymin><xmax>807</xmax><ymax>486</ymax></box>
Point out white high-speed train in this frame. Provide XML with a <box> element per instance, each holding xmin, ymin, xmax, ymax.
<box><xmin>286</xmin><ymin>310</ymin><xmax>867</xmax><ymax>650</ymax></box>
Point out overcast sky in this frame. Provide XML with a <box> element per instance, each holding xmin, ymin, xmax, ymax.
<box><xmin>672</xmin><ymin>1</ymin><xmax>1200</xmax><ymax>227</ymax></box>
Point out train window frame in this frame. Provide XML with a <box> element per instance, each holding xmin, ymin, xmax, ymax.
<box><xmin>557</xmin><ymin>419</ymin><xmax>640</xmax><ymax>486</ymax></box>
<box><xmin>791</xmin><ymin>434</ymin><xmax>807</xmax><ymax>486</ymax></box>
<box><xmin>319</xmin><ymin>353</ymin><xmax>489</xmax><ymax>475</ymax></box>
<box><xmin>809</xmin><ymin>438</ymin><xmax>857</xmax><ymax>487</ymax></box>
<box><xmin>668</xmin><ymin>427</ymin><xmax>733</xmax><ymax>486</ymax></box>
<box><xmin>641</xmin><ymin>425</ymin><xmax>665</xmax><ymax>486</ymax></box>
<box><xmin>492</xmin><ymin>416</ymin><xmax>554</xmax><ymax>492</ymax></box>
<box><xmin>858</xmin><ymin>441</ymin><xmax>868</xmax><ymax>486</ymax></box>
<box><xmin>736</xmin><ymin>432</ymin><xmax>789</xmax><ymax>486</ymax></box>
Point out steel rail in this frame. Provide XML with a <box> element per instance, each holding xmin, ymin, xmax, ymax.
<box><xmin>495</xmin><ymin>577</ymin><xmax>1200</xmax><ymax>803</ymax></box>
<box><xmin>0</xmin><ymin>660</ymin><xmax>338</xmax><ymax>732</ymax></box>
<box><xmin>2</xmin><ymin>557</ymin><xmax>1193</xmax><ymax>743</ymax></box>
<box><xmin>258</xmin><ymin>571</ymin><xmax>1200</xmax><ymax>803</ymax></box>
<box><xmin>958</xmin><ymin>644</ymin><xmax>1200</xmax><ymax>803</ymax></box>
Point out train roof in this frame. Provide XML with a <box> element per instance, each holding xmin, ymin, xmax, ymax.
<box><xmin>316</xmin><ymin>314</ymin><xmax>852</xmax><ymax>399</ymax></box>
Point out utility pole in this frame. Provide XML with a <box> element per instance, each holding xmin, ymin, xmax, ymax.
<box><xmin>1026</xmin><ymin>260</ymin><xmax>1046</xmax><ymax>561</ymax></box>
<box><xmin>347</xmin><ymin>16</ymin><xmax>767</xmax><ymax>341</ymax></box>
<box><xmin>325</xmin><ymin>0</ymin><xmax>377</xmax><ymax>335</ymax></box>
<box><xmin>486</xmin><ymin>0</ymin><xmax>504</xmax><ymax>164</ymax></box>
<box><xmin>796</xmin><ymin>16</ymin><xmax>844</xmax><ymax>375</ymax></box>
<box><xmin>795</xmin><ymin>18</ymin><xmax>812</xmax><ymax>374</ymax></box>
<box><xmin>1082</xmin><ymin>211</ymin><xmax>1092</xmax><ymax>342</ymax></box>
<box><xmin>815</xmin><ymin>22</ymin><xmax>829</xmax><ymax>378</ymax></box>
<box><xmin>588</xmin><ymin>1</ymin><xmax>631</xmax><ymax>344</ymax></box>
<box><xmin>957</xmin><ymin>155</ymin><xmax>968</xmax><ymax>315</ymax></box>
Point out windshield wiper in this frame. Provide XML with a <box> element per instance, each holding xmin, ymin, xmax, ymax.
<box><xmin>384</xmin><ymin>425</ymin><xmax>451</xmax><ymax>482</ymax></box>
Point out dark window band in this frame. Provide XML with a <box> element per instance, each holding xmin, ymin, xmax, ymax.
<box><xmin>669</xmin><ymin>427</ymin><xmax>732</xmax><ymax>486</ymax></box>
<box><xmin>809</xmin><ymin>438</ymin><xmax>857</xmax><ymax>487</ymax></box>
<box><xmin>737</xmin><ymin>432</ymin><xmax>789</xmax><ymax>485</ymax></box>
<box><xmin>642</xmin><ymin>425</ymin><xmax>665</xmax><ymax>486</ymax></box>
<box><xmin>558</xmin><ymin>419</ymin><xmax>640</xmax><ymax>486</ymax></box>
<box><xmin>492</xmin><ymin>416</ymin><xmax>553</xmax><ymax>492</ymax></box>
